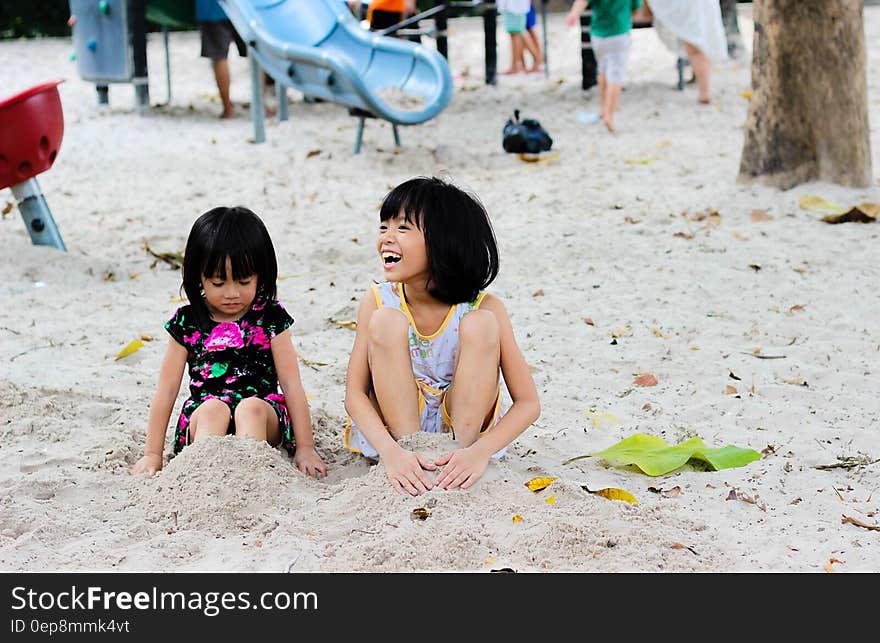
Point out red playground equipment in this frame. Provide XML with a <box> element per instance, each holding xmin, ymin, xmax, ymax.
<box><xmin>0</xmin><ymin>80</ymin><xmax>67</xmax><ymax>251</ymax></box>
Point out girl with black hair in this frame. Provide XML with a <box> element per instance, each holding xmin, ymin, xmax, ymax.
<box><xmin>131</xmin><ymin>207</ymin><xmax>326</xmax><ymax>479</ymax></box>
<box><xmin>344</xmin><ymin>176</ymin><xmax>540</xmax><ymax>496</ymax></box>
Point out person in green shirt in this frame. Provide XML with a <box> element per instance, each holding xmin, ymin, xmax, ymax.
<box><xmin>566</xmin><ymin>0</ymin><xmax>642</xmax><ymax>132</ymax></box>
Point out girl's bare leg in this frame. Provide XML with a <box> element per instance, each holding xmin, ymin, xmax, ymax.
<box><xmin>367</xmin><ymin>308</ymin><xmax>421</xmax><ymax>440</ymax></box>
<box><xmin>443</xmin><ymin>310</ymin><xmax>500</xmax><ymax>446</ymax></box>
<box><xmin>233</xmin><ymin>397</ymin><xmax>280</xmax><ymax>445</ymax></box>
<box><xmin>597</xmin><ymin>73</ymin><xmax>607</xmax><ymax>118</ymax></box>
<box><xmin>684</xmin><ymin>41</ymin><xmax>712</xmax><ymax>103</ymax></box>
<box><xmin>603</xmin><ymin>81</ymin><xmax>621</xmax><ymax>132</ymax></box>
<box><xmin>189</xmin><ymin>398</ymin><xmax>232</xmax><ymax>442</ymax></box>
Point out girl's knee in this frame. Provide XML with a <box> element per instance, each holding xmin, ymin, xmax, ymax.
<box><xmin>233</xmin><ymin>397</ymin><xmax>271</xmax><ymax>424</ymax></box>
<box><xmin>460</xmin><ymin>309</ymin><xmax>500</xmax><ymax>349</ymax></box>
<box><xmin>367</xmin><ymin>308</ymin><xmax>409</xmax><ymax>347</ymax></box>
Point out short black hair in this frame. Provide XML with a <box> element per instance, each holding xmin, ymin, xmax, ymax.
<box><xmin>181</xmin><ymin>206</ymin><xmax>278</xmax><ymax>325</ymax></box>
<box><xmin>379</xmin><ymin>176</ymin><xmax>499</xmax><ymax>304</ymax></box>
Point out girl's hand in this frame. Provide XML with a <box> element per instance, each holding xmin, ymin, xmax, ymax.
<box><xmin>293</xmin><ymin>445</ymin><xmax>327</xmax><ymax>479</ymax></box>
<box><xmin>433</xmin><ymin>445</ymin><xmax>490</xmax><ymax>490</ymax></box>
<box><xmin>131</xmin><ymin>453</ymin><xmax>163</xmax><ymax>477</ymax></box>
<box><xmin>381</xmin><ymin>445</ymin><xmax>437</xmax><ymax>496</ymax></box>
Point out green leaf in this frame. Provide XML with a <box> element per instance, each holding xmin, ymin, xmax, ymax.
<box><xmin>577</xmin><ymin>434</ymin><xmax>761</xmax><ymax>476</ymax></box>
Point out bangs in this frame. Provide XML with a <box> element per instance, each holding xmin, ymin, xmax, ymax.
<box><xmin>200</xmin><ymin>215</ymin><xmax>260</xmax><ymax>280</ymax></box>
<box><xmin>201</xmin><ymin>248</ymin><xmax>257</xmax><ymax>280</ymax></box>
<box><xmin>379</xmin><ymin>179</ymin><xmax>429</xmax><ymax>230</ymax></box>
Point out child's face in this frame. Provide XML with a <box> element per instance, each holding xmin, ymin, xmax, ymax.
<box><xmin>201</xmin><ymin>257</ymin><xmax>258</xmax><ymax>321</ymax></box>
<box><xmin>377</xmin><ymin>211</ymin><xmax>428</xmax><ymax>284</ymax></box>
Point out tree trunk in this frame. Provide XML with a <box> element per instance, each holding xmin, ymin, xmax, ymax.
<box><xmin>738</xmin><ymin>0</ymin><xmax>872</xmax><ymax>189</ymax></box>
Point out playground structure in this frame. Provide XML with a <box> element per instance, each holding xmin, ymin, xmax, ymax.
<box><xmin>219</xmin><ymin>0</ymin><xmax>457</xmax><ymax>152</ymax></box>
<box><xmin>0</xmin><ymin>80</ymin><xmax>68</xmax><ymax>251</ymax></box>
<box><xmin>65</xmin><ymin>1</ymin><xmax>526</xmax><ymax>153</ymax></box>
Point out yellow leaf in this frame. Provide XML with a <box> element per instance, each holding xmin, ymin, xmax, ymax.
<box><xmin>517</xmin><ymin>151</ymin><xmax>561</xmax><ymax>163</ymax></box>
<box><xmin>651</xmin><ymin>328</ymin><xmax>670</xmax><ymax>339</ymax></box>
<box><xmin>545</xmin><ymin>495</ymin><xmax>556</xmax><ymax>505</ymax></box>
<box><xmin>624</xmin><ymin>157</ymin><xmax>659</xmax><ymax>165</ymax></box>
<box><xmin>333</xmin><ymin>319</ymin><xmax>357</xmax><ymax>330</ymax></box>
<box><xmin>525</xmin><ymin>476</ymin><xmax>557</xmax><ymax>492</ymax></box>
<box><xmin>585</xmin><ymin>487</ymin><xmax>638</xmax><ymax>504</ymax></box>
<box><xmin>115</xmin><ymin>339</ymin><xmax>145</xmax><ymax>361</ymax></box>
<box><xmin>741</xmin><ymin>89</ymin><xmax>751</xmax><ymax>99</ymax></box>
<box><xmin>512</xmin><ymin>515</ymin><xmax>523</xmax><ymax>523</ymax></box>
<box><xmin>585</xmin><ymin>408</ymin><xmax>620</xmax><ymax>429</ymax></box>
<box><xmin>799</xmin><ymin>195</ymin><xmax>847</xmax><ymax>215</ymax></box>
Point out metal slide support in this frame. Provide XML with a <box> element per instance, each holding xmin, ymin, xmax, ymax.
<box><xmin>130</xmin><ymin>0</ymin><xmax>150</xmax><ymax>114</ymax></box>
<box><xmin>540</xmin><ymin>0</ymin><xmax>548</xmax><ymax>78</ymax></box>
<box><xmin>11</xmin><ymin>177</ymin><xmax>67</xmax><ymax>251</ymax></box>
<box><xmin>392</xmin><ymin>124</ymin><xmax>401</xmax><ymax>147</ymax></box>
<box><xmin>276</xmin><ymin>81</ymin><xmax>289</xmax><ymax>121</ymax></box>
<box><xmin>249</xmin><ymin>52</ymin><xmax>266</xmax><ymax>143</ymax></box>
<box><xmin>163</xmin><ymin>25</ymin><xmax>172</xmax><ymax>104</ymax></box>
<box><xmin>353</xmin><ymin>117</ymin><xmax>366</xmax><ymax>154</ymax></box>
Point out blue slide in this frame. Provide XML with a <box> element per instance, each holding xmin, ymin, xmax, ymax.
<box><xmin>218</xmin><ymin>0</ymin><xmax>454</xmax><ymax>151</ymax></box>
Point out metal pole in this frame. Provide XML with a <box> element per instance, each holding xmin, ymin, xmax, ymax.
<box><xmin>580</xmin><ymin>5</ymin><xmax>596</xmax><ymax>90</ymax></box>
<box><xmin>163</xmin><ymin>25</ymin><xmax>171</xmax><ymax>104</ymax></box>
<box><xmin>540</xmin><ymin>0</ymin><xmax>548</xmax><ymax>78</ymax></box>
<box><xmin>249</xmin><ymin>52</ymin><xmax>266</xmax><ymax>143</ymax></box>
<box><xmin>435</xmin><ymin>2</ymin><xmax>449</xmax><ymax>59</ymax></box>
<box><xmin>11</xmin><ymin>177</ymin><xmax>67</xmax><ymax>251</ymax></box>
<box><xmin>483</xmin><ymin>2</ymin><xmax>496</xmax><ymax>85</ymax></box>
<box><xmin>130</xmin><ymin>0</ymin><xmax>150</xmax><ymax>114</ymax></box>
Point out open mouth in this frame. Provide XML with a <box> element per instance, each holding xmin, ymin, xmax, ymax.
<box><xmin>382</xmin><ymin>251</ymin><xmax>401</xmax><ymax>266</ymax></box>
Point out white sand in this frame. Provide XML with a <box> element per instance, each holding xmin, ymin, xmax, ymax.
<box><xmin>2</xmin><ymin>6</ymin><xmax>879</xmax><ymax>573</ymax></box>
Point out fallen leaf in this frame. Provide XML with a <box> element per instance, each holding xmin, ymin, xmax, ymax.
<box><xmin>725</xmin><ymin>385</ymin><xmax>738</xmax><ymax>395</ymax></box>
<box><xmin>821</xmin><ymin>206</ymin><xmax>877</xmax><ymax>224</ymax></box>
<box><xmin>115</xmin><ymin>339</ymin><xmax>145</xmax><ymax>360</ymax></box>
<box><xmin>583</xmin><ymin>317</ymin><xmax>595</xmax><ymax>326</ymax></box>
<box><xmin>300</xmin><ymin>356</ymin><xmax>329</xmax><ymax>367</ymax></box>
<box><xmin>1</xmin><ymin>201</ymin><xmax>12</xmax><ymax>216</ymax></box>
<box><xmin>525</xmin><ymin>476</ymin><xmax>556</xmax><ymax>492</ymax></box>
<box><xmin>332</xmin><ymin>319</ymin><xmax>357</xmax><ymax>330</ymax></box>
<box><xmin>741</xmin><ymin>89</ymin><xmax>751</xmax><ymax>99</ymax></box>
<box><xmin>611</xmin><ymin>325</ymin><xmax>632</xmax><ymax>338</ymax></box>
<box><xmin>750</xmin><ymin>209</ymin><xmax>773</xmax><ymax>222</ymax></box>
<box><xmin>648</xmin><ymin>485</ymin><xmax>681</xmax><ymax>497</ymax></box>
<box><xmin>484</xmin><ymin>554</ymin><xmax>497</xmax><ymax>564</ymax></box>
<box><xmin>634</xmin><ymin>373</ymin><xmax>658</xmax><ymax>386</ymax></box>
<box><xmin>671</xmin><ymin>542</ymin><xmax>699</xmax><ymax>555</ymax></box>
<box><xmin>583</xmin><ymin>486</ymin><xmax>638</xmax><ymax>504</ymax></box>
<box><xmin>729</xmin><ymin>372</ymin><xmax>741</xmax><ymax>380</ymax></box>
<box><xmin>411</xmin><ymin>507</ymin><xmax>431</xmax><ymax>521</ymax></box>
<box><xmin>624</xmin><ymin>216</ymin><xmax>641</xmax><ymax>224</ymax></box>
<box><xmin>139</xmin><ymin>334</ymin><xmax>154</xmax><ymax>342</ymax></box>
<box><xmin>841</xmin><ymin>514</ymin><xmax>880</xmax><ymax>531</ymax></box>
<box><xmin>585</xmin><ymin>408</ymin><xmax>620</xmax><ymax>429</ymax></box>
<box><xmin>512</xmin><ymin>515</ymin><xmax>522</xmax><ymax>523</ymax></box>
<box><xmin>799</xmin><ymin>195</ymin><xmax>847</xmax><ymax>215</ymax></box>
<box><xmin>532</xmin><ymin>289</ymin><xmax>544</xmax><ymax>297</ymax></box>
<box><xmin>624</xmin><ymin>157</ymin><xmax>659</xmax><ymax>165</ymax></box>
<box><xmin>517</xmin><ymin>151</ymin><xmax>560</xmax><ymax>163</ymax></box>
<box><xmin>651</xmin><ymin>328</ymin><xmax>670</xmax><ymax>338</ymax></box>
<box><xmin>545</xmin><ymin>495</ymin><xmax>556</xmax><ymax>505</ymax></box>
<box><xmin>788</xmin><ymin>304</ymin><xmax>806</xmax><ymax>314</ymax></box>
<box><xmin>306</xmin><ymin>149</ymin><xmax>321</xmax><ymax>158</ymax></box>
<box><xmin>783</xmin><ymin>378</ymin><xmax>808</xmax><ymax>387</ymax></box>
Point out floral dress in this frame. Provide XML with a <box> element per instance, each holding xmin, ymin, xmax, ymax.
<box><xmin>165</xmin><ymin>298</ymin><xmax>295</xmax><ymax>455</ymax></box>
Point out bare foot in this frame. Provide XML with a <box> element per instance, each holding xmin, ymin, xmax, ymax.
<box><xmin>698</xmin><ymin>96</ymin><xmax>711</xmax><ymax>105</ymax></box>
<box><xmin>219</xmin><ymin>105</ymin><xmax>235</xmax><ymax>119</ymax></box>
<box><xmin>501</xmin><ymin>67</ymin><xmax>526</xmax><ymax>76</ymax></box>
<box><xmin>527</xmin><ymin>64</ymin><xmax>545</xmax><ymax>74</ymax></box>
<box><xmin>602</xmin><ymin>115</ymin><xmax>615</xmax><ymax>132</ymax></box>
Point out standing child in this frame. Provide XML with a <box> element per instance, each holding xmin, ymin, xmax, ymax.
<box><xmin>498</xmin><ymin>0</ymin><xmax>543</xmax><ymax>75</ymax></box>
<box><xmin>344</xmin><ymin>176</ymin><xmax>541</xmax><ymax>496</ymax></box>
<box><xmin>566</xmin><ymin>0</ymin><xmax>642</xmax><ymax>132</ymax></box>
<box><xmin>130</xmin><ymin>207</ymin><xmax>326</xmax><ymax>479</ymax></box>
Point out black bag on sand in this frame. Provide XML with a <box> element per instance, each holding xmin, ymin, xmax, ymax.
<box><xmin>502</xmin><ymin>109</ymin><xmax>553</xmax><ymax>154</ymax></box>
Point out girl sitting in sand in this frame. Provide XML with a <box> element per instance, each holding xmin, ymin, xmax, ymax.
<box><xmin>130</xmin><ymin>206</ymin><xmax>326</xmax><ymax>479</ymax></box>
<box><xmin>343</xmin><ymin>176</ymin><xmax>540</xmax><ymax>496</ymax></box>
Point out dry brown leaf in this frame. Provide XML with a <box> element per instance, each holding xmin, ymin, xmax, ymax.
<box><xmin>750</xmin><ymin>209</ymin><xmax>773</xmax><ymax>222</ymax></box>
<box><xmin>841</xmin><ymin>514</ymin><xmax>880</xmax><ymax>531</ymax></box>
<box><xmin>725</xmin><ymin>385</ymin><xmax>738</xmax><ymax>395</ymax></box>
<box><xmin>788</xmin><ymin>304</ymin><xmax>806</xmax><ymax>314</ymax></box>
<box><xmin>821</xmin><ymin>205</ymin><xmax>877</xmax><ymax>224</ymax></box>
<box><xmin>411</xmin><ymin>507</ymin><xmax>431</xmax><ymax>521</ymax></box>
<box><xmin>612</xmin><ymin>325</ymin><xmax>632</xmax><ymax>338</ymax></box>
<box><xmin>332</xmin><ymin>319</ymin><xmax>357</xmax><ymax>330</ymax></box>
<box><xmin>306</xmin><ymin>149</ymin><xmax>321</xmax><ymax>158</ymax></box>
<box><xmin>651</xmin><ymin>328</ymin><xmax>670</xmax><ymax>338</ymax></box>
<box><xmin>783</xmin><ymin>378</ymin><xmax>808</xmax><ymax>387</ymax></box>
<box><xmin>634</xmin><ymin>373</ymin><xmax>658</xmax><ymax>387</ymax></box>
<box><xmin>583</xmin><ymin>317</ymin><xmax>595</xmax><ymax>326</ymax></box>
<box><xmin>673</xmin><ymin>231</ymin><xmax>694</xmax><ymax>240</ymax></box>
<box><xmin>532</xmin><ymin>289</ymin><xmax>545</xmax><ymax>297</ymax></box>
<box><xmin>1</xmin><ymin>201</ymin><xmax>13</xmax><ymax>216</ymax></box>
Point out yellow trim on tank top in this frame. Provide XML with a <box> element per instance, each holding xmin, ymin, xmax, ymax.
<box><xmin>398</xmin><ymin>283</ymin><xmax>457</xmax><ymax>340</ymax></box>
<box><xmin>343</xmin><ymin>386</ymin><xmax>427</xmax><ymax>453</ymax></box>
<box><xmin>440</xmin><ymin>385</ymin><xmax>502</xmax><ymax>434</ymax></box>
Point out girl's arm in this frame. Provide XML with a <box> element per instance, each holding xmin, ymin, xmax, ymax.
<box><xmin>565</xmin><ymin>0</ymin><xmax>588</xmax><ymax>27</ymax></box>
<box><xmin>130</xmin><ymin>338</ymin><xmax>188</xmax><ymax>476</ymax></box>
<box><xmin>433</xmin><ymin>293</ymin><xmax>540</xmax><ymax>489</ymax></box>
<box><xmin>272</xmin><ymin>329</ymin><xmax>326</xmax><ymax>478</ymax></box>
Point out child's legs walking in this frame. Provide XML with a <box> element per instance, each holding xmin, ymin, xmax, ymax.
<box><xmin>683</xmin><ymin>41</ymin><xmax>711</xmax><ymax>103</ymax></box>
<box><xmin>233</xmin><ymin>397</ymin><xmax>280</xmax><ymax>445</ymax></box>
<box><xmin>188</xmin><ymin>398</ymin><xmax>231</xmax><ymax>442</ymax></box>
<box><xmin>367</xmin><ymin>308</ymin><xmax>421</xmax><ymax>439</ymax></box>
<box><xmin>593</xmin><ymin>33</ymin><xmax>631</xmax><ymax>132</ymax></box>
<box><xmin>443</xmin><ymin>310</ymin><xmax>500</xmax><ymax>446</ymax></box>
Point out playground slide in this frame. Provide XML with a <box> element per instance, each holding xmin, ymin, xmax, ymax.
<box><xmin>217</xmin><ymin>0</ymin><xmax>454</xmax><ymax>127</ymax></box>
